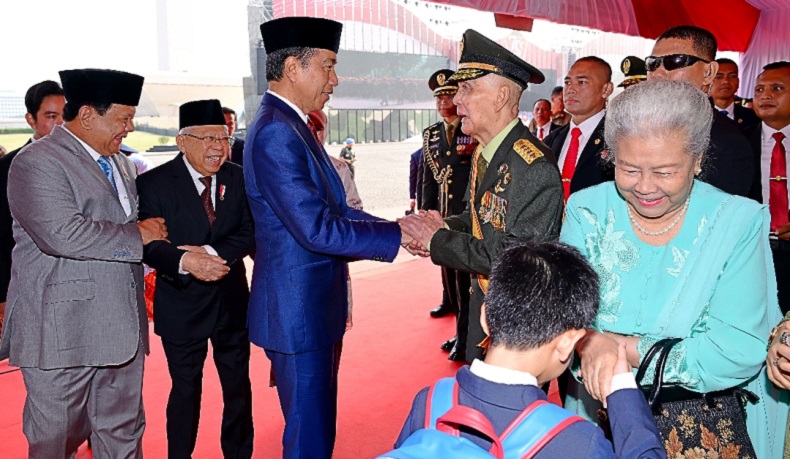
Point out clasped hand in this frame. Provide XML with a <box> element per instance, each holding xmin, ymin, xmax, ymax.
<box><xmin>397</xmin><ymin>210</ymin><xmax>444</xmax><ymax>257</ymax></box>
<box><xmin>179</xmin><ymin>245</ymin><xmax>230</xmax><ymax>282</ymax></box>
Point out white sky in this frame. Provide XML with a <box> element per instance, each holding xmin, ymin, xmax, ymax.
<box><xmin>0</xmin><ymin>0</ymin><xmax>251</xmax><ymax>93</ymax></box>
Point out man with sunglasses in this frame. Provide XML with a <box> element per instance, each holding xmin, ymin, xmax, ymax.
<box><xmin>137</xmin><ymin>99</ymin><xmax>255</xmax><ymax>458</ymax></box>
<box><xmin>646</xmin><ymin>25</ymin><xmax>754</xmax><ymax>197</ymax></box>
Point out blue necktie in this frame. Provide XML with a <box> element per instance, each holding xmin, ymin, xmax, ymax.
<box><xmin>97</xmin><ymin>156</ymin><xmax>118</xmax><ymax>194</ymax></box>
<box><xmin>720</xmin><ymin>109</ymin><xmax>729</xmax><ymax>116</ymax></box>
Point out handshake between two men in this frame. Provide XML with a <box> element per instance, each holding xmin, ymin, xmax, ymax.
<box><xmin>398</xmin><ymin>210</ymin><xmax>446</xmax><ymax>257</ymax></box>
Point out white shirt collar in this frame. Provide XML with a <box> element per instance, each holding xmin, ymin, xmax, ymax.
<box><xmin>267</xmin><ymin>89</ymin><xmax>308</xmax><ymax>123</ymax></box>
<box><xmin>61</xmin><ymin>124</ymin><xmax>105</xmax><ymax>162</ymax></box>
<box><xmin>469</xmin><ymin>359</ymin><xmax>539</xmax><ymax>386</ymax></box>
<box><xmin>569</xmin><ymin>109</ymin><xmax>605</xmax><ymax>139</ymax></box>
<box><xmin>761</xmin><ymin>122</ymin><xmax>790</xmax><ymax>144</ymax></box>
<box><xmin>181</xmin><ymin>154</ymin><xmax>214</xmax><ymax>181</ymax></box>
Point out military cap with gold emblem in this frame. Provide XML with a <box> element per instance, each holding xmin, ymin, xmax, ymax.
<box><xmin>448</xmin><ymin>29</ymin><xmax>544</xmax><ymax>88</ymax></box>
<box><xmin>428</xmin><ymin>69</ymin><xmax>458</xmax><ymax>97</ymax></box>
<box><xmin>617</xmin><ymin>56</ymin><xmax>647</xmax><ymax>88</ymax></box>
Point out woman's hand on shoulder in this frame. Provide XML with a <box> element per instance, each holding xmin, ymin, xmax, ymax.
<box><xmin>577</xmin><ymin>330</ymin><xmax>621</xmax><ymax>404</ymax></box>
<box><xmin>767</xmin><ymin>320</ymin><xmax>790</xmax><ymax>390</ymax></box>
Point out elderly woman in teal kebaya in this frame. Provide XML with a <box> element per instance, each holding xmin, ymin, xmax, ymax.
<box><xmin>560</xmin><ymin>79</ymin><xmax>789</xmax><ymax>458</ymax></box>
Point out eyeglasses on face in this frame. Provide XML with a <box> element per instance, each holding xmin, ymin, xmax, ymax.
<box><xmin>182</xmin><ymin>133</ymin><xmax>234</xmax><ymax>148</ymax></box>
<box><xmin>645</xmin><ymin>54</ymin><xmax>710</xmax><ymax>72</ymax></box>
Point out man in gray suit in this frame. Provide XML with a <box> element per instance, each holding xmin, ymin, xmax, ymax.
<box><xmin>0</xmin><ymin>68</ymin><xmax>168</xmax><ymax>458</ymax></box>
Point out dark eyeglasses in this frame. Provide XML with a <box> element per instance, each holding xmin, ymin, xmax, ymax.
<box><xmin>645</xmin><ymin>54</ymin><xmax>710</xmax><ymax>72</ymax></box>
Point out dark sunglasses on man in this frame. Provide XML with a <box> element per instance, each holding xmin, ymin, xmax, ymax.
<box><xmin>645</xmin><ymin>54</ymin><xmax>710</xmax><ymax>72</ymax></box>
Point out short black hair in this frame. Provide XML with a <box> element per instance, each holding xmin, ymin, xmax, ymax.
<box><xmin>656</xmin><ymin>25</ymin><xmax>717</xmax><ymax>61</ymax></box>
<box><xmin>221</xmin><ymin>106</ymin><xmax>236</xmax><ymax>121</ymax></box>
<box><xmin>574</xmin><ymin>56</ymin><xmax>612</xmax><ymax>82</ymax></box>
<box><xmin>266</xmin><ymin>47</ymin><xmax>318</xmax><ymax>82</ymax></box>
<box><xmin>63</xmin><ymin>101</ymin><xmax>111</xmax><ymax>122</ymax></box>
<box><xmin>533</xmin><ymin>99</ymin><xmax>550</xmax><ymax>108</ymax></box>
<box><xmin>764</xmin><ymin>61</ymin><xmax>790</xmax><ymax>72</ymax></box>
<box><xmin>485</xmin><ymin>240</ymin><xmax>599</xmax><ymax>350</ymax></box>
<box><xmin>24</xmin><ymin>80</ymin><xmax>64</xmax><ymax>119</ymax></box>
<box><xmin>551</xmin><ymin>86</ymin><xmax>563</xmax><ymax>97</ymax></box>
<box><xmin>715</xmin><ymin>58</ymin><xmax>738</xmax><ymax>71</ymax></box>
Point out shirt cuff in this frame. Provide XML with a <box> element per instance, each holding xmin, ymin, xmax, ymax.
<box><xmin>203</xmin><ymin>245</ymin><xmax>218</xmax><ymax>256</ymax></box>
<box><xmin>610</xmin><ymin>372</ymin><xmax>638</xmax><ymax>393</ymax></box>
<box><xmin>178</xmin><ymin>253</ymin><xmax>188</xmax><ymax>275</ymax></box>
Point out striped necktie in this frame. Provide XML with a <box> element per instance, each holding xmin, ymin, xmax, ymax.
<box><xmin>96</xmin><ymin>156</ymin><xmax>118</xmax><ymax>195</ymax></box>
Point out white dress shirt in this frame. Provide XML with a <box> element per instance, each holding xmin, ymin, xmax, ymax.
<box><xmin>760</xmin><ymin>122</ymin><xmax>790</xmax><ymax>205</ymax></box>
<box><xmin>470</xmin><ymin>357</ymin><xmax>636</xmax><ymax>393</ymax></box>
<box><xmin>715</xmin><ymin>101</ymin><xmax>735</xmax><ymax>120</ymax></box>
<box><xmin>62</xmin><ymin>125</ymin><xmax>132</xmax><ymax>217</ymax></box>
<box><xmin>557</xmin><ymin>109</ymin><xmax>606</xmax><ymax>171</ymax></box>
<box><xmin>177</xmin><ymin>156</ymin><xmax>218</xmax><ymax>274</ymax></box>
<box><xmin>535</xmin><ymin>122</ymin><xmax>552</xmax><ymax>141</ymax></box>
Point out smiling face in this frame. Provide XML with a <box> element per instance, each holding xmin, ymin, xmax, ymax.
<box><xmin>614</xmin><ymin>134</ymin><xmax>699</xmax><ymax>224</ymax></box>
<box><xmin>563</xmin><ymin>60</ymin><xmax>612</xmax><ymax>124</ymax></box>
<box><xmin>82</xmin><ymin>104</ymin><xmax>136</xmax><ymax>156</ymax></box>
<box><xmin>754</xmin><ymin>67</ymin><xmax>790</xmax><ymax>131</ymax></box>
<box><xmin>292</xmin><ymin>49</ymin><xmax>339</xmax><ymax>114</ymax></box>
<box><xmin>178</xmin><ymin>125</ymin><xmax>229</xmax><ymax>176</ymax></box>
<box><xmin>26</xmin><ymin>94</ymin><xmax>65</xmax><ymax>140</ymax></box>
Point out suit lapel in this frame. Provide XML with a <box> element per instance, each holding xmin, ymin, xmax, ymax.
<box><xmin>575</xmin><ymin>116</ymin><xmax>606</xmax><ymax>170</ymax></box>
<box><xmin>51</xmin><ymin>126</ymin><xmax>124</xmax><ymax>202</ymax></box>
<box><xmin>213</xmin><ymin>165</ymin><xmax>232</xmax><ymax>233</ymax></box>
<box><xmin>172</xmin><ymin>154</ymin><xmax>213</xmax><ymax>230</ymax></box>
<box><xmin>549</xmin><ymin>124</ymin><xmax>570</xmax><ymax>165</ymax></box>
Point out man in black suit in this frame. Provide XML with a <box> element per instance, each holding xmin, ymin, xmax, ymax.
<box><xmin>137</xmin><ymin>99</ymin><xmax>255</xmax><ymax>459</ymax></box>
<box><xmin>528</xmin><ymin>99</ymin><xmax>560</xmax><ymax>142</ymax></box>
<box><xmin>420</xmin><ymin>69</ymin><xmax>478</xmax><ymax>360</ymax></box>
<box><xmin>544</xmin><ymin>57</ymin><xmax>614</xmax><ymax>201</ymax></box>
<box><xmin>711</xmin><ymin>58</ymin><xmax>760</xmax><ymax>130</ymax></box>
<box><xmin>223</xmin><ymin>106</ymin><xmax>246</xmax><ymax>166</ymax></box>
<box><xmin>746</xmin><ymin>61</ymin><xmax>790</xmax><ymax>314</ymax></box>
<box><xmin>646</xmin><ymin>25</ymin><xmax>754</xmax><ymax>197</ymax></box>
<box><xmin>0</xmin><ymin>80</ymin><xmax>64</xmax><ymax>330</ymax></box>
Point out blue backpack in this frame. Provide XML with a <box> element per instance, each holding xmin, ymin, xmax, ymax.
<box><xmin>379</xmin><ymin>377</ymin><xmax>585</xmax><ymax>459</ymax></box>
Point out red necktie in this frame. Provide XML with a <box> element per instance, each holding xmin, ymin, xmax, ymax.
<box><xmin>199</xmin><ymin>176</ymin><xmax>216</xmax><ymax>228</ymax></box>
<box><xmin>307</xmin><ymin>119</ymin><xmax>318</xmax><ymax>142</ymax></box>
<box><xmin>561</xmin><ymin>127</ymin><xmax>582</xmax><ymax>201</ymax></box>
<box><xmin>770</xmin><ymin>132</ymin><xmax>788</xmax><ymax>232</ymax></box>
<box><xmin>538</xmin><ymin>126</ymin><xmax>544</xmax><ymax>141</ymax></box>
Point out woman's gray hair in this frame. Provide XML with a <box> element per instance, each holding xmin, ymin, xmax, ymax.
<box><xmin>604</xmin><ymin>79</ymin><xmax>712</xmax><ymax>164</ymax></box>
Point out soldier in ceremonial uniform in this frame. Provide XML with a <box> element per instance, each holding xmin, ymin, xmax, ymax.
<box><xmin>420</xmin><ymin>69</ymin><xmax>478</xmax><ymax>361</ymax></box>
<box><xmin>402</xmin><ymin>29</ymin><xmax>564</xmax><ymax>363</ymax></box>
<box><xmin>617</xmin><ymin>56</ymin><xmax>647</xmax><ymax>89</ymax></box>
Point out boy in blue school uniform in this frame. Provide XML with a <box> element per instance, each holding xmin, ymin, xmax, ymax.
<box><xmin>393</xmin><ymin>241</ymin><xmax>665</xmax><ymax>458</ymax></box>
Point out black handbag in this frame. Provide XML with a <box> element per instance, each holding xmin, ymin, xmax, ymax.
<box><xmin>632</xmin><ymin>338</ymin><xmax>759</xmax><ymax>458</ymax></box>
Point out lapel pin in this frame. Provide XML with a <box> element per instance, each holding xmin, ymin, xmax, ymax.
<box><xmin>594</xmin><ymin>138</ymin><xmax>601</xmax><ymax>145</ymax></box>
<box><xmin>219</xmin><ymin>184</ymin><xmax>226</xmax><ymax>201</ymax></box>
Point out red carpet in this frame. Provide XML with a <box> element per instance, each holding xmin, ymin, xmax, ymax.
<box><xmin>0</xmin><ymin>256</ymin><xmax>464</xmax><ymax>458</ymax></box>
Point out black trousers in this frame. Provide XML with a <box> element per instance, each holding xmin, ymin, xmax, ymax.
<box><xmin>441</xmin><ymin>266</ymin><xmax>471</xmax><ymax>349</ymax></box>
<box><xmin>161</xmin><ymin>308</ymin><xmax>254</xmax><ymax>459</ymax></box>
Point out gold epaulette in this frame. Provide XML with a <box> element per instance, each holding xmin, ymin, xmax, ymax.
<box><xmin>513</xmin><ymin>139</ymin><xmax>543</xmax><ymax>164</ymax></box>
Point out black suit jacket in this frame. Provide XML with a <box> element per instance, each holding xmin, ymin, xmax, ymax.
<box><xmin>705</xmin><ymin>108</ymin><xmax>754</xmax><ymax>197</ymax></box>
<box><xmin>229</xmin><ymin>138</ymin><xmax>245</xmax><ymax>167</ymax></box>
<box><xmin>420</xmin><ymin>120</ymin><xmax>477</xmax><ymax>215</ymax></box>
<box><xmin>137</xmin><ymin>155</ymin><xmax>255</xmax><ymax>340</ymax></box>
<box><xmin>733</xmin><ymin>104</ymin><xmax>760</xmax><ymax>131</ymax></box>
<box><xmin>0</xmin><ymin>140</ymin><xmax>31</xmax><ymax>302</ymax></box>
<box><xmin>543</xmin><ymin>115</ymin><xmax>613</xmax><ymax>194</ymax></box>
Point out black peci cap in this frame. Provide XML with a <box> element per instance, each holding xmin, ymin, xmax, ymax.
<box><xmin>428</xmin><ymin>69</ymin><xmax>458</xmax><ymax>96</ymax></box>
<box><xmin>448</xmin><ymin>29</ymin><xmax>544</xmax><ymax>88</ymax></box>
<box><xmin>59</xmin><ymin>69</ymin><xmax>144</xmax><ymax>108</ymax></box>
<box><xmin>179</xmin><ymin>99</ymin><xmax>226</xmax><ymax>130</ymax></box>
<box><xmin>618</xmin><ymin>56</ymin><xmax>648</xmax><ymax>88</ymax></box>
<box><xmin>260</xmin><ymin>17</ymin><xmax>343</xmax><ymax>54</ymax></box>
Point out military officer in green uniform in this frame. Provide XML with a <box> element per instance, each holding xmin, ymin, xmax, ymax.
<box><xmin>402</xmin><ymin>29</ymin><xmax>564</xmax><ymax>363</ymax></box>
<box><xmin>420</xmin><ymin>69</ymin><xmax>478</xmax><ymax>361</ymax></box>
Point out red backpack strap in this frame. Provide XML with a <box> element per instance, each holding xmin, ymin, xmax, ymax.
<box><xmin>500</xmin><ymin>399</ymin><xmax>586</xmax><ymax>459</ymax></box>
<box><xmin>423</xmin><ymin>377</ymin><xmax>459</xmax><ymax>435</ymax></box>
